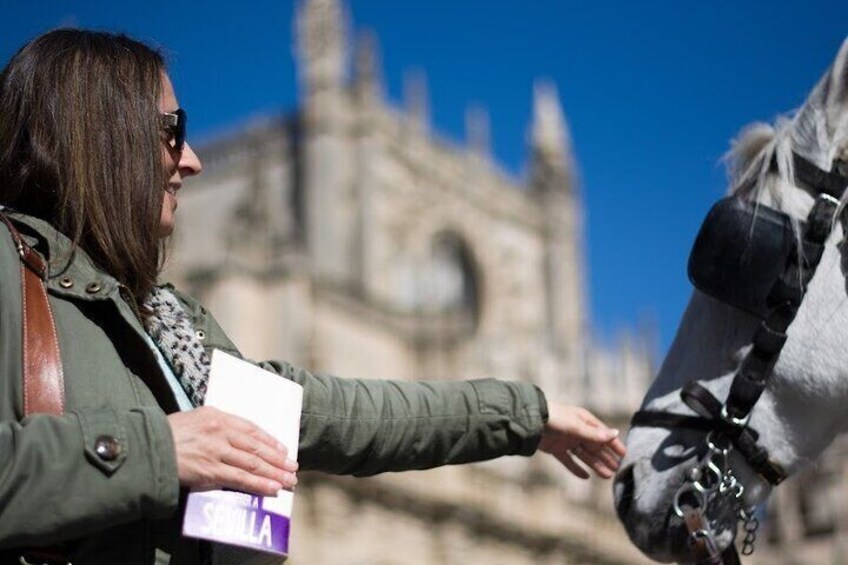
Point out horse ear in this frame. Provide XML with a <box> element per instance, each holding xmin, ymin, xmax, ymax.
<box><xmin>793</xmin><ymin>37</ymin><xmax>848</xmax><ymax>169</ymax></box>
<box><xmin>825</xmin><ymin>37</ymin><xmax>848</xmax><ymax>115</ymax></box>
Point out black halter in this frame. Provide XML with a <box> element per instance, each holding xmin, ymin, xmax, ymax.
<box><xmin>630</xmin><ymin>153</ymin><xmax>848</xmax><ymax>561</ymax></box>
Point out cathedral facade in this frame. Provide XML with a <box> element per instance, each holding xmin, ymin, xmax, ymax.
<box><xmin>165</xmin><ymin>0</ymin><xmax>655</xmax><ymax>562</ymax></box>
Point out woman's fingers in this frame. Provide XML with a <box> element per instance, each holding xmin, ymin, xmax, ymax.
<box><xmin>224</xmin><ymin>413</ymin><xmax>300</xmax><ymax>472</ymax></box>
<box><xmin>575</xmin><ymin>406</ymin><xmax>605</xmax><ymax>428</ymax></box>
<box><xmin>607</xmin><ymin>436</ymin><xmax>627</xmax><ymax>458</ymax></box>
<box><xmin>214</xmin><ymin>465</ymin><xmax>285</xmax><ymax>497</ymax></box>
<box><xmin>168</xmin><ymin>407</ymin><xmax>296</xmax><ymax>496</ymax></box>
<box><xmin>557</xmin><ymin>452</ymin><xmax>591</xmax><ymax>479</ymax></box>
<box><xmin>539</xmin><ymin>403</ymin><xmax>626</xmax><ymax>479</ymax></box>
<box><xmin>223</xmin><ymin>412</ymin><xmax>289</xmax><ymax>457</ymax></box>
<box><xmin>221</xmin><ymin>439</ymin><xmax>298</xmax><ymax>490</ymax></box>
<box><xmin>573</xmin><ymin>443</ymin><xmax>621</xmax><ymax>477</ymax></box>
<box><xmin>574</xmin><ymin>411</ymin><xmax>619</xmax><ymax>444</ymax></box>
<box><xmin>556</xmin><ymin>445</ymin><xmax>618</xmax><ymax>480</ymax></box>
<box><xmin>227</xmin><ymin>425</ymin><xmax>297</xmax><ymax>470</ymax></box>
<box><xmin>572</xmin><ymin>450</ymin><xmax>613</xmax><ymax>479</ymax></box>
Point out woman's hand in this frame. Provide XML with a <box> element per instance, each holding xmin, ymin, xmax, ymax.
<box><xmin>167</xmin><ymin>407</ymin><xmax>298</xmax><ymax>496</ymax></box>
<box><xmin>538</xmin><ymin>404</ymin><xmax>626</xmax><ymax>479</ymax></box>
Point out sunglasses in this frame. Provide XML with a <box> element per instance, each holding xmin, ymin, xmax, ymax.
<box><xmin>161</xmin><ymin>108</ymin><xmax>187</xmax><ymax>152</ymax></box>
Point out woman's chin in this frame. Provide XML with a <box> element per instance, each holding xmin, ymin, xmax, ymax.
<box><xmin>158</xmin><ymin>220</ymin><xmax>174</xmax><ymax>238</ymax></box>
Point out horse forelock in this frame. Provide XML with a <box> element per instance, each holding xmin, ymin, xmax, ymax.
<box><xmin>724</xmin><ymin>118</ymin><xmax>803</xmax><ymax>213</ymax></box>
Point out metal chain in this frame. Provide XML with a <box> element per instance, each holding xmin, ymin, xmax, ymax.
<box><xmin>673</xmin><ymin>432</ymin><xmax>761</xmax><ymax>558</ymax></box>
<box><xmin>738</xmin><ymin>507</ymin><xmax>760</xmax><ymax>556</ymax></box>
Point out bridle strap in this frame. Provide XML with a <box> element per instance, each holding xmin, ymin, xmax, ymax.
<box><xmin>683</xmin><ymin>508</ymin><xmax>723</xmax><ymax>565</ymax></box>
<box><xmin>684</xmin><ymin>383</ymin><xmax>785</xmax><ymax>485</ymax></box>
<box><xmin>720</xmin><ymin>545</ymin><xmax>743</xmax><ymax>565</ymax></box>
<box><xmin>792</xmin><ymin>153</ymin><xmax>848</xmax><ymax>200</ymax></box>
<box><xmin>631</xmin><ymin>403</ymin><xmax>786</xmax><ymax>485</ymax></box>
<box><xmin>721</xmin><ymin>193</ymin><xmax>837</xmax><ymax>442</ymax></box>
<box><xmin>629</xmin><ymin>410</ymin><xmax>714</xmax><ymax>432</ymax></box>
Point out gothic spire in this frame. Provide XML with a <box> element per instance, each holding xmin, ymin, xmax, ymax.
<box><xmin>404</xmin><ymin>69</ymin><xmax>430</xmax><ymax>127</ymax></box>
<box><xmin>530</xmin><ymin>80</ymin><xmax>575</xmax><ymax>191</ymax></box>
<box><xmin>466</xmin><ymin>104</ymin><xmax>491</xmax><ymax>156</ymax></box>
<box><xmin>353</xmin><ymin>30</ymin><xmax>383</xmax><ymax>101</ymax></box>
<box><xmin>295</xmin><ymin>0</ymin><xmax>348</xmax><ymax>92</ymax></box>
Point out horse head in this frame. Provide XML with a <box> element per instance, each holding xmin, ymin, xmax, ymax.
<box><xmin>614</xmin><ymin>36</ymin><xmax>848</xmax><ymax>563</ymax></box>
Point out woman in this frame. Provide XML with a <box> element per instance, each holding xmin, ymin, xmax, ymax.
<box><xmin>0</xmin><ymin>29</ymin><xmax>625</xmax><ymax>564</ymax></box>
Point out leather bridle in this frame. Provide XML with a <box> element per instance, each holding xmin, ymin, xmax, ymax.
<box><xmin>630</xmin><ymin>153</ymin><xmax>848</xmax><ymax>563</ymax></box>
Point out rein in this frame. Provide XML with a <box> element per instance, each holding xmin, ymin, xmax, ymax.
<box><xmin>631</xmin><ymin>153</ymin><xmax>848</xmax><ymax>563</ymax></box>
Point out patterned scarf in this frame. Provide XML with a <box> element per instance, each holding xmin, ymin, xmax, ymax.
<box><xmin>141</xmin><ymin>286</ymin><xmax>210</xmax><ymax>407</ymax></box>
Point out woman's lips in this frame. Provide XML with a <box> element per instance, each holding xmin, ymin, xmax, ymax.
<box><xmin>166</xmin><ymin>185</ymin><xmax>179</xmax><ymax>209</ymax></box>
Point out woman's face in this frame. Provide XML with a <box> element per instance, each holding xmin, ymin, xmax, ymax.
<box><xmin>159</xmin><ymin>73</ymin><xmax>202</xmax><ymax>237</ymax></box>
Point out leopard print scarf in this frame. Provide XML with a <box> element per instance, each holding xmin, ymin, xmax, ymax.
<box><xmin>141</xmin><ymin>286</ymin><xmax>210</xmax><ymax>407</ymax></box>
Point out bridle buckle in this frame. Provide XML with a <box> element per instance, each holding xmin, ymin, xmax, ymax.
<box><xmin>719</xmin><ymin>405</ymin><xmax>749</xmax><ymax>428</ymax></box>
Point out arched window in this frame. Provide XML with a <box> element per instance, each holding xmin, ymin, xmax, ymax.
<box><xmin>420</xmin><ymin>232</ymin><xmax>479</xmax><ymax>319</ymax></box>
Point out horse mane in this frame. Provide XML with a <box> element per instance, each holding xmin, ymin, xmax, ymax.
<box><xmin>723</xmin><ymin>117</ymin><xmax>801</xmax><ymax>212</ymax></box>
<box><xmin>722</xmin><ymin>116</ymin><xmax>816</xmax><ymax>275</ymax></box>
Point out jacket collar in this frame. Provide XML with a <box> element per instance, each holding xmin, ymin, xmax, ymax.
<box><xmin>6</xmin><ymin>211</ymin><xmax>120</xmax><ymax>302</ymax></box>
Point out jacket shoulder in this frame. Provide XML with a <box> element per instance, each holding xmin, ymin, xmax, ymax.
<box><xmin>0</xmin><ymin>219</ymin><xmax>24</xmax><ymax>291</ymax></box>
<box><xmin>157</xmin><ymin>283</ymin><xmax>243</xmax><ymax>358</ymax></box>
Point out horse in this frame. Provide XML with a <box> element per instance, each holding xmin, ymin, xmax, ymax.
<box><xmin>613</xmin><ymin>36</ymin><xmax>848</xmax><ymax>563</ymax></box>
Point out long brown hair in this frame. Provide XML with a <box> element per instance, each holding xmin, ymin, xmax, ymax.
<box><xmin>0</xmin><ymin>29</ymin><xmax>167</xmax><ymax>299</ymax></box>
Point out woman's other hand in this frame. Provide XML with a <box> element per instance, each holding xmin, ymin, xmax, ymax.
<box><xmin>167</xmin><ymin>407</ymin><xmax>298</xmax><ymax>496</ymax></box>
<box><xmin>538</xmin><ymin>404</ymin><xmax>626</xmax><ymax>479</ymax></box>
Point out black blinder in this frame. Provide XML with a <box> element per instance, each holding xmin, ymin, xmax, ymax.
<box><xmin>688</xmin><ymin>197</ymin><xmax>798</xmax><ymax>318</ymax></box>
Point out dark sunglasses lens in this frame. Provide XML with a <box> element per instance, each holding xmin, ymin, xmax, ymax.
<box><xmin>174</xmin><ymin>109</ymin><xmax>187</xmax><ymax>151</ymax></box>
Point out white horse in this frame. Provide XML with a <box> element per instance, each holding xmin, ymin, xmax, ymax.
<box><xmin>614</xmin><ymin>36</ymin><xmax>848</xmax><ymax>563</ymax></box>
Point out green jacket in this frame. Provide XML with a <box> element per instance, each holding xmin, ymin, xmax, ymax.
<box><xmin>0</xmin><ymin>212</ymin><xmax>548</xmax><ymax>564</ymax></box>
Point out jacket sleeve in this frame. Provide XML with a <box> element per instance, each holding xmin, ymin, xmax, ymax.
<box><xmin>171</xmin><ymin>288</ymin><xmax>549</xmax><ymax>477</ymax></box>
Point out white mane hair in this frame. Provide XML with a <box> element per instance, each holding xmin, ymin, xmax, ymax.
<box><xmin>725</xmin><ymin>119</ymin><xmax>794</xmax><ymax>203</ymax></box>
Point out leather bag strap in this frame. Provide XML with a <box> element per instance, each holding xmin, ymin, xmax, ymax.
<box><xmin>0</xmin><ymin>212</ymin><xmax>65</xmax><ymax>416</ymax></box>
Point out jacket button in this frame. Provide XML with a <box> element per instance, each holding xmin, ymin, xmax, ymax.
<box><xmin>58</xmin><ymin>276</ymin><xmax>73</xmax><ymax>288</ymax></box>
<box><xmin>94</xmin><ymin>435</ymin><xmax>122</xmax><ymax>461</ymax></box>
<box><xmin>196</xmin><ymin>330</ymin><xmax>206</xmax><ymax>341</ymax></box>
<box><xmin>85</xmin><ymin>282</ymin><xmax>102</xmax><ymax>294</ymax></box>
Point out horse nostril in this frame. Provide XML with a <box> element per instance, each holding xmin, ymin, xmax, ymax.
<box><xmin>613</xmin><ymin>463</ymin><xmax>636</xmax><ymax>522</ymax></box>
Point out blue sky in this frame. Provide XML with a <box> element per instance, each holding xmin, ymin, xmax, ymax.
<box><xmin>3</xmin><ymin>1</ymin><xmax>848</xmax><ymax>356</ymax></box>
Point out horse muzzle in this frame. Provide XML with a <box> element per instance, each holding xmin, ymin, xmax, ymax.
<box><xmin>614</xmin><ymin>459</ymin><xmax>739</xmax><ymax>563</ymax></box>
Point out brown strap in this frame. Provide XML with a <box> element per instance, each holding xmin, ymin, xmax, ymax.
<box><xmin>21</xmin><ymin>261</ymin><xmax>65</xmax><ymax>416</ymax></box>
<box><xmin>0</xmin><ymin>214</ymin><xmax>69</xmax><ymax>562</ymax></box>
<box><xmin>0</xmin><ymin>213</ymin><xmax>65</xmax><ymax>416</ymax></box>
<box><xmin>721</xmin><ymin>544</ymin><xmax>743</xmax><ymax>565</ymax></box>
<box><xmin>683</xmin><ymin>508</ymin><xmax>724</xmax><ymax>565</ymax></box>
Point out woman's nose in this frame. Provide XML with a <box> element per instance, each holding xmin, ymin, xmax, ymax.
<box><xmin>179</xmin><ymin>142</ymin><xmax>202</xmax><ymax>177</ymax></box>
